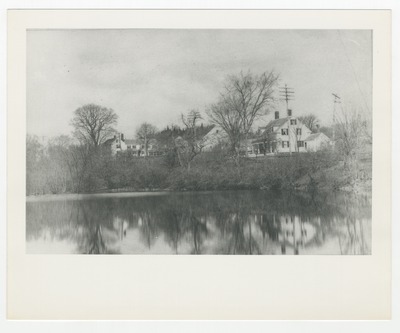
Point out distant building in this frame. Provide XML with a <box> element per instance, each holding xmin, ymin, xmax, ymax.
<box><xmin>104</xmin><ymin>133</ymin><xmax>160</xmax><ymax>157</ymax></box>
<box><xmin>202</xmin><ymin>125</ymin><xmax>228</xmax><ymax>151</ymax></box>
<box><xmin>304</xmin><ymin>132</ymin><xmax>331</xmax><ymax>152</ymax></box>
<box><xmin>103</xmin><ymin>133</ymin><xmax>127</xmax><ymax>155</ymax></box>
<box><xmin>252</xmin><ymin>110</ymin><xmax>330</xmax><ymax>155</ymax></box>
<box><xmin>202</xmin><ymin>125</ymin><xmax>255</xmax><ymax>154</ymax></box>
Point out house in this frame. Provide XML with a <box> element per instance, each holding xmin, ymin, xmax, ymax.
<box><xmin>104</xmin><ymin>133</ymin><xmax>161</xmax><ymax>157</ymax></box>
<box><xmin>202</xmin><ymin>125</ymin><xmax>228</xmax><ymax>151</ymax></box>
<box><xmin>304</xmin><ymin>132</ymin><xmax>331</xmax><ymax>152</ymax></box>
<box><xmin>124</xmin><ymin>139</ymin><xmax>142</xmax><ymax>156</ymax></box>
<box><xmin>103</xmin><ymin>133</ymin><xmax>127</xmax><ymax>155</ymax></box>
<box><xmin>252</xmin><ymin>110</ymin><xmax>330</xmax><ymax>155</ymax></box>
<box><xmin>202</xmin><ymin>125</ymin><xmax>255</xmax><ymax>154</ymax></box>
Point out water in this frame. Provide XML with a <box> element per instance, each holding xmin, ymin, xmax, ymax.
<box><xmin>26</xmin><ymin>190</ymin><xmax>371</xmax><ymax>255</ymax></box>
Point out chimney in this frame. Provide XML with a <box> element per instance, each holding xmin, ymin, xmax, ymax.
<box><xmin>275</xmin><ymin>111</ymin><xmax>279</xmax><ymax>120</ymax></box>
<box><xmin>287</xmin><ymin>109</ymin><xmax>292</xmax><ymax>117</ymax></box>
<box><xmin>121</xmin><ymin>133</ymin><xmax>124</xmax><ymax>141</ymax></box>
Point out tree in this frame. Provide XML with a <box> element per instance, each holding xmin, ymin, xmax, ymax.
<box><xmin>136</xmin><ymin>122</ymin><xmax>157</xmax><ymax>157</ymax></box>
<box><xmin>298</xmin><ymin>114</ymin><xmax>319</xmax><ymax>133</ymax></box>
<box><xmin>71</xmin><ymin>104</ymin><xmax>118</xmax><ymax>146</ymax></box>
<box><xmin>207</xmin><ymin>70</ymin><xmax>279</xmax><ymax>160</ymax></box>
<box><xmin>174</xmin><ymin>110</ymin><xmax>205</xmax><ymax>171</ymax></box>
<box><xmin>335</xmin><ymin>107</ymin><xmax>367</xmax><ymax>168</ymax></box>
<box><xmin>45</xmin><ymin>135</ymin><xmax>74</xmax><ymax>193</ymax></box>
<box><xmin>26</xmin><ymin>135</ymin><xmax>45</xmax><ymax>195</ymax></box>
<box><xmin>319</xmin><ymin>126</ymin><xmax>333</xmax><ymax>139</ymax></box>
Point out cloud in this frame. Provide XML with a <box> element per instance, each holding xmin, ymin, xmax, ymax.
<box><xmin>27</xmin><ymin>29</ymin><xmax>372</xmax><ymax>138</ymax></box>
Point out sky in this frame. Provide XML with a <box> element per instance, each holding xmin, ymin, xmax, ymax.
<box><xmin>27</xmin><ymin>29</ymin><xmax>372</xmax><ymax>139</ymax></box>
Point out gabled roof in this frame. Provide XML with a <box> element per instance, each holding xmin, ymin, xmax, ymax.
<box><xmin>304</xmin><ymin>132</ymin><xmax>328</xmax><ymax>142</ymax></box>
<box><xmin>202</xmin><ymin>124</ymin><xmax>216</xmax><ymax>137</ymax></box>
<box><xmin>252</xmin><ymin>117</ymin><xmax>290</xmax><ymax>143</ymax></box>
<box><xmin>264</xmin><ymin>117</ymin><xmax>291</xmax><ymax>131</ymax></box>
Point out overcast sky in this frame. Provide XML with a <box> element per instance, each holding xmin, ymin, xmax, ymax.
<box><xmin>27</xmin><ymin>29</ymin><xmax>372</xmax><ymax>138</ymax></box>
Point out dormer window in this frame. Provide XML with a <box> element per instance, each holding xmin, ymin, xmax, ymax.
<box><xmin>281</xmin><ymin>128</ymin><xmax>288</xmax><ymax>135</ymax></box>
<box><xmin>290</xmin><ymin>119</ymin><xmax>297</xmax><ymax>125</ymax></box>
<box><xmin>296</xmin><ymin>128</ymin><xmax>302</xmax><ymax>135</ymax></box>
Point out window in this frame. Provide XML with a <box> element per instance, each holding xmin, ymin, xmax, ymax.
<box><xmin>290</xmin><ymin>119</ymin><xmax>297</xmax><ymax>125</ymax></box>
<box><xmin>281</xmin><ymin>128</ymin><xmax>288</xmax><ymax>135</ymax></box>
<box><xmin>282</xmin><ymin>141</ymin><xmax>290</xmax><ymax>148</ymax></box>
<box><xmin>296</xmin><ymin>128</ymin><xmax>302</xmax><ymax>135</ymax></box>
<box><xmin>297</xmin><ymin>141</ymin><xmax>304</xmax><ymax>147</ymax></box>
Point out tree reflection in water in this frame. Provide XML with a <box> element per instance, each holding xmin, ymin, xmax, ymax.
<box><xmin>26</xmin><ymin>190</ymin><xmax>371</xmax><ymax>255</ymax></box>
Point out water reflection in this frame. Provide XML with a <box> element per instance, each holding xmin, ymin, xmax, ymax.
<box><xmin>26</xmin><ymin>190</ymin><xmax>371</xmax><ymax>255</ymax></box>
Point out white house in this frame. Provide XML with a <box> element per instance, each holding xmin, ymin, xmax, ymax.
<box><xmin>252</xmin><ymin>110</ymin><xmax>331</xmax><ymax>155</ymax></box>
<box><xmin>252</xmin><ymin>110</ymin><xmax>312</xmax><ymax>155</ymax></box>
<box><xmin>304</xmin><ymin>132</ymin><xmax>331</xmax><ymax>152</ymax></box>
<box><xmin>202</xmin><ymin>125</ymin><xmax>256</xmax><ymax>154</ymax></box>
<box><xmin>103</xmin><ymin>133</ymin><xmax>127</xmax><ymax>155</ymax></box>
<box><xmin>104</xmin><ymin>133</ymin><xmax>159</xmax><ymax>156</ymax></box>
<box><xmin>202</xmin><ymin>125</ymin><xmax>229</xmax><ymax>151</ymax></box>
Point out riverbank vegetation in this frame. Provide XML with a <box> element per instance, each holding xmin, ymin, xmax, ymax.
<box><xmin>26</xmin><ymin>135</ymin><xmax>371</xmax><ymax>195</ymax></box>
<box><xmin>26</xmin><ymin>70</ymin><xmax>372</xmax><ymax>196</ymax></box>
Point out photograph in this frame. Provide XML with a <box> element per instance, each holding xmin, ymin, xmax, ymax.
<box><xmin>26</xmin><ymin>29</ymin><xmax>373</xmax><ymax>255</ymax></box>
<box><xmin>6</xmin><ymin>8</ymin><xmax>393</xmax><ymax>322</ymax></box>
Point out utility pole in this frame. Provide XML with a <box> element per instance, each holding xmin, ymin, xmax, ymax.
<box><xmin>279</xmin><ymin>84</ymin><xmax>295</xmax><ymax>114</ymax></box>
<box><xmin>332</xmin><ymin>93</ymin><xmax>341</xmax><ymax>142</ymax></box>
<box><xmin>280</xmin><ymin>84</ymin><xmax>295</xmax><ymax>155</ymax></box>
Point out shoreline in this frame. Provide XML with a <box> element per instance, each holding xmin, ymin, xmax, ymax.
<box><xmin>26</xmin><ymin>183</ymin><xmax>371</xmax><ymax>201</ymax></box>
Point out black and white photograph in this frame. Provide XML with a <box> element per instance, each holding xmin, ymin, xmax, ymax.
<box><xmin>26</xmin><ymin>29</ymin><xmax>373</xmax><ymax>255</ymax></box>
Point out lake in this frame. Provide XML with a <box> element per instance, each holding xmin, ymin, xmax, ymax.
<box><xmin>26</xmin><ymin>190</ymin><xmax>372</xmax><ymax>255</ymax></box>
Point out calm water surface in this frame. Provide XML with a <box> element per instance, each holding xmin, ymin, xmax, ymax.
<box><xmin>26</xmin><ymin>190</ymin><xmax>371</xmax><ymax>255</ymax></box>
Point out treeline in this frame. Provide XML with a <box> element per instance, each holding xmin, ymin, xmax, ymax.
<box><xmin>26</xmin><ymin>134</ymin><xmax>369</xmax><ymax>195</ymax></box>
<box><xmin>26</xmin><ymin>70</ymin><xmax>372</xmax><ymax>195</ymax></box>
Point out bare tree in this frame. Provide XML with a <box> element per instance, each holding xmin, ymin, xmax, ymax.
<box><xmin>136</xmin><ymin>122</ymin><xmax>157</xmax><ymax>157</ymax></box>
<box><xmin>298</xmin><ymin>114</ymin><xmax>319</xmax><ymax>133</ymax></box>
<box><xmin>174</xmin><ymin>110</ymin><xmax>205</xmax><ymax>171</ymax></box>
<box><xmin>45</xmin><ymin>135</ymin><xmax>74</xmax><ymax>193</ymax></box>
<box><xmin>207</xmin><ymin>70</ymin><xmax>279</xmax><ymax>160</ymax></box>
<box><xmin>335</xmin><ymin>107</ymin><xmax>367</xmax><ymax>168</ymax></box>
<box><xmin>71</xmin><ymin>104</ymin><xmax>118</xmax><ymax>146</ymax></box>
<box><xmin>26</xmin><ymin>135</ymin><xmax>45</xmax><ymax>195</ymax></box>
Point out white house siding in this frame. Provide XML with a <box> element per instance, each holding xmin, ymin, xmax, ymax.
<box><xmin>253</xmin><ymin>117</ymin><xmax>312</xmax><ymax>155</ymax></box>
<box><xmin>202</xmin><ymin>126</ymin><xmax>229</xmax><ymax>151</ymax></box>
<box><xmin>304</xmin><ymin>132</ymin><xmax>331</xmax><ymax>152</ymax></box>
<box><xmin>274</xmin><ymin>118</ymin><xmax>311</xmax><ymax>154</ymax></box>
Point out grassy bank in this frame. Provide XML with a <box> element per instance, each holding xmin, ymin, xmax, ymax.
<box><xmin>26</xmin><ymin>145</ymin><xmax>372</xmax><ymax>196</ymax></box>
<box><xmin>94</xmin><ymin>150</ymin><xmax>372</xmax><ymax>194</ymax></box>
